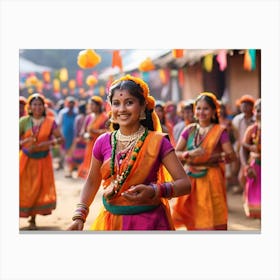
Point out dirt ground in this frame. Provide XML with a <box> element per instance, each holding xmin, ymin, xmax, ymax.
<box><xmin>19</xmin><ymin>164</ymin><xmax>261</xmax><ymax>232</ymax></box>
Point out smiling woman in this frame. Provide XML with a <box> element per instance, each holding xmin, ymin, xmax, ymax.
<box><xmin>67</xmin><ymin>74</ymin><xmax>191</xmax><ymax>231</ymax></box>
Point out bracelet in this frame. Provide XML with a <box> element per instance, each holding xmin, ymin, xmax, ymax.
<box><xmin>72</xmin><ymin>203</ymin><xmax>89</xmax><ymax>223</ymax></box>
<box><xmin>156</xmin><ymin>182</ymin><xmax>175</xmax><ymax>199</ymax></box>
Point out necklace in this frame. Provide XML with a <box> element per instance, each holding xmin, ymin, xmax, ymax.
<box><xmin>107</xmin><ymin>127</ymin><xmax>148</xmax><ymax>199</ymax></box>
<box><xmin>116</xmin><ymin>125</ymin><xmax>145</xmax><ymax>142</ymax></box>
<box><xmin>193</xmin><ymin>123</ymin><xmax>213</xmax><ymax>148</ymax></box>
<box><xmin>31</xmin><ymin>117</ymin><xmax>44</xmax><ymax>143</ymax></box>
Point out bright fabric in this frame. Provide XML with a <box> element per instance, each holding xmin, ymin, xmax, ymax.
<box><xmin>172</xmin><ymin>124</ymin><xmax>228</xmax><ymax>230</ymax></box>
<box><xmin>77</xmin><ymin>112</ymin><xmax>108</xmax><ymax>179</ymax></box>
<box><xmin>243</xmin><ymin>124</ymin><xmax>261</xmax><ymax>219</ymax></box>
<box><xmin>90</xmin><ymin>131</ymin><xmax>175</xmax><ymax>230</ymax></box>
<box><xmin>19</xmin><ymin>116</ymin><xmax>57</xmax><ymax>217</ymax></box>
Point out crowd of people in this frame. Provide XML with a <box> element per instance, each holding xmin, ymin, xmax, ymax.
<box><xmin>19</xmin><ymin>75</ymin><xmax>261</xmax><ymax>231</ymax></box>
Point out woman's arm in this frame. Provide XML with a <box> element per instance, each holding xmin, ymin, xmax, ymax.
<box><xmin>67</xmin><ymin>155</ymin><xmax>102</xmax><ymax>230</ymax></box>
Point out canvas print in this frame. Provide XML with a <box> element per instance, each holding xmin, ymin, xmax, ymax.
<box><xmin>19</xmin><ymin>49</ymin><xmax>261</xmax><ymax>232</ymax></box>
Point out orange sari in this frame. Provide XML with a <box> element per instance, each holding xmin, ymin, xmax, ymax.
<box><xmin>19</xmin><ymin>116</ymin><xmax>56</xmax><ymax>217</ymax></box>
<box><xmin>90</xmin><ymin>131</ymin><xmax>174</xmax><ymax>230</ymax></box>
<box><xmin>172</xmin><ymin>124</ymin><xmax>228</xmax><ymax>230</ymax></box>
<box><xmin>78</xmin><ymin>112</ymin><xmax>108</xmax><ymax>179</ymax></box>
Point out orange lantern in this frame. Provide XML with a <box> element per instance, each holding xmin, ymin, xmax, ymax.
<box><xmin>77</xmin><ymin>49</ymin><xmax>101</xmax><ymax>69</ymax></box>
<box><xmin>86</xmin><ymin>75</ymin><xmax>98</xmax><ymax>87</ymax></box>
<box><xmin>172</xmin><ymin>49</ymin><xmax>184</xmax><ymax>58</ymax></box>
<box><xmin>138</xmin><ymin>57</ymin><xmax>155</xmax><ymax>72</ymax></box>
<box><xmin>42</xmin><ymin>71</ymin><xmax>51</xmax><ymax>83</ymax></box>
<box><xmin>68</xmin><ymin>79</ymin><xmax>76</xmax><ymax>90</ymax></box>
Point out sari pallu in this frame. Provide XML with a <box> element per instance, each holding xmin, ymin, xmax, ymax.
<box><xmin>172</xmin><ymin>124</ymin><xmax>228</xmax><ymax>230</ymax></box>
<box><xmin>19</xmin><ymin>116</ymin><xmax>56</xmax><ymax>217</ymax></box>
<box><xmin>78</xmin><ymin>112</ymin><xmax>108</xmax><ymax>179</ymax></box>
<box><xmin>90</xmin><ymin>132</ymin><xmax>174</xmax><ymax>230</ymax></box>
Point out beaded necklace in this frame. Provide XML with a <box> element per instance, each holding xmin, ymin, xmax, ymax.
<box><xmin>192</xmin><ymin>123</ymin><xmax>213</xmax><ymax>148</ymax></box>
<box><xmin>31</xmin><ymin>117</ymin><xmax>44</xmax><ymax>143</ymax></box>
<box><xmin>108</xmin><ymin>127</ymin><xmax>148</xmax><ymax>198</ymax></box>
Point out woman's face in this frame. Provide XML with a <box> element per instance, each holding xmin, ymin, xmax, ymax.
<box><xmin>111</xmin><ymin>89</ymin><xmax>144</xmax><ymax>130</ymax></box>
<box><xmin>30</xmin><ymin>98</ymin><xmax>45</xmax><ymax>118</ymax></box>
<box><xmin>195</xmin><ymin>99</ymin><xmax>215</xmax><ymax>125</ymax></box>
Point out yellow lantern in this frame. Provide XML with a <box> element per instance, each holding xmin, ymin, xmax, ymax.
<box><xmin>53</xmin><ymin>78</ymin><xmax>60</xmax><ymax>92</ymax></box>
<box><xmin>36</xmin><ymin>80</ymin><xmax>43</xmax><ymax>92</ymax></box>
<box><xmin>77</xmin><ymin>49</ymin><xmax>102</xmax><ymax>69</ymax></box>
<box><xmin>59</xmin><ymin>68</ymin><xmax>68</xmax><ymax>82</ymax></box>
<box><xmin>68</xmin><ymin>79</ymin><xmax>76</xmax><ymax>90</ymax></box>
<box><xmin>203</xmin><ymin>54</ymin><xmax>213</xmax><ymax>72</ymax></box>
<box><xmin>86</xmin><ymin>75</ymin><xmax>98</xmax><ymax>87</ymax></box>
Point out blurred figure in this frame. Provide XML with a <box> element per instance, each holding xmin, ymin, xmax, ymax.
<box><xmin>57</xmin><ymin>96</ymin><xmax>78</xmax><ymax>177</ymax></box>
<box><xmin>19</xmin><ymin>93</ymin><xmax>63</xmax><ymax>229</ymax></box>
<box><xmin>231</xmin><ymin>95</ymin><xmax>255</xmax><ymax>194</ymax></box>
<box><xmin>77</xmin><ymin>96</ymin><xmax>109</xmax><ymax>179</ymax></box>
<box><xmin>219</xmin><ymin>101</ymin><xmax>236</xmax><ymax>188</ymax></box>
<box><xmin>240</xmin><ymin>98</ymin><xmax>261</xmax><ymax>219</ymax></box>
<box><xmin>173</xmin><ymin>100</ymin><xmax>195</xmax><ymax>144</ymax></box>
<box><xmin>19</xmin><ymin>96</ymin><xmax>27</xmax><ymax>117</ymax></box>
<box><xmin>154</xmin><ymin>100</ymin><xmax>171</xmax><ymax>134</ymax></box>
<box><xmin>67</xmin><ymin>100</ymin><xmax>87</xmax><ymax>176</ymax></box>
<box><xmin>172</xmin><ymin>92</ymin><xmax>236</xmax><ymax>230</ymax></box>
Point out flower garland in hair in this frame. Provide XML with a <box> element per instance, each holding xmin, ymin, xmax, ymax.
<box><xmin>109</xmin><ymin>74</ymin><xmax>155</xmax><ymax>110</ymax></box>
<box><xmin>195</xmin><ymin>91</ymin><xmax>221</xmax><ymax>118</ymax></box>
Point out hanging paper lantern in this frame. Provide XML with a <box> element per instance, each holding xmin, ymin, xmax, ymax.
<box><xmin>59</xmin><ymin>67</ymin><xmax>68</xmax><ymax>82</ymax></box>
<box><xmin>203</xmin><ymin>54</ymin><xmax>213</xmax><ymax>72</ymax></box>
<box><xmin>68</xmin><ymin>79</ymin><xmax>76</xmax><ymax>90</ymax></box>
<box><xmin>172</xmin><ymin>49</ymin><xmax>184</xmax><ymax>58</ymax></box>
<box><xmin>86</xmin><ymin>75</ymin><xmax>98</xmax><ymax>87</ymax></box>
<box><xmin>159</xmin><ymin>69</ymin><xmax>167</xmax><ymax>85</ymax></box>
<box><xmin>216</xmin><ymin>50</ymin><xmax>227</xmax><ymax>71</ymax></box>
<box><xmin>112</xmin><ymin>50</ymin><xmax>123</xmax><ymax>71</ymax></box>
<box><xmin>138</xmin><ymin>57</ymin><xmax>155</xmax><ymax>72</ymax></box>
<box><xmin>26</xmin><ymin>74</ymin><xmax>38</xmax><ymax>86</ymax></box>
<box><xmin>36</xmin><ymin>80</ymin><xmax>44</xmax><ymax>92</ymax></box>
<box><xmin>42</xmin><ymin>71</ymin><xmax>51</xmax><ymax>83</ymax></box>
<box><xmin>178</xmin><ymin>69</ymin><xmax>185</xmax><ymax>88</ymax></box>
<box><xmin>76</xmin><ymin>70</ymin><xmax>84</xmax><ymax>87</ymax></box>
<box><xmin>243</xmin><ymin>49</ymin><xmax>252</xmax><ymax>71</ymax></box>
<box><xmin>77</xmin><ymin>49</ymin><xmax>101</xmax><ymax>69</ymax></box>
<box><xmin>53</xmin><ymin>78</ymin><xmax>60</xmax><ymax>92</ymax></box>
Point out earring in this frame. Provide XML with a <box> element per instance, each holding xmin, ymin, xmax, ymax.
<box><xmin>139</xmin><ymin>111</ymin><xmax>146</xmax><ymax>120</ymax></box>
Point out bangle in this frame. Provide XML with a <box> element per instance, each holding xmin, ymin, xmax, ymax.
<box><xmin>72</xmin><ymin>203</ymin><xmax>89</xmax><ymax>223</ymax></box>
<box><xmin>157</xmin><ymin>182</ymin><xmax>175</xmax><ymax>199</ymax></box>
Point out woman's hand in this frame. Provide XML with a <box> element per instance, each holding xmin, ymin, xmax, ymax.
<box><xmin>67</xmin><ymin>219</ymin><xmax>84</xmax><ymax>231</ymax></box>
<box><xmin>121</xmin><ymin>184</ymin><xmax>155</xmax><ymax>203</ymax></box>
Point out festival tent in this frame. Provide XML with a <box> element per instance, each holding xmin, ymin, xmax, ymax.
<box><xmin>19</xmin><ymin>56</ymin><xmax>53</xmax><ymax>74</ymax></box>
